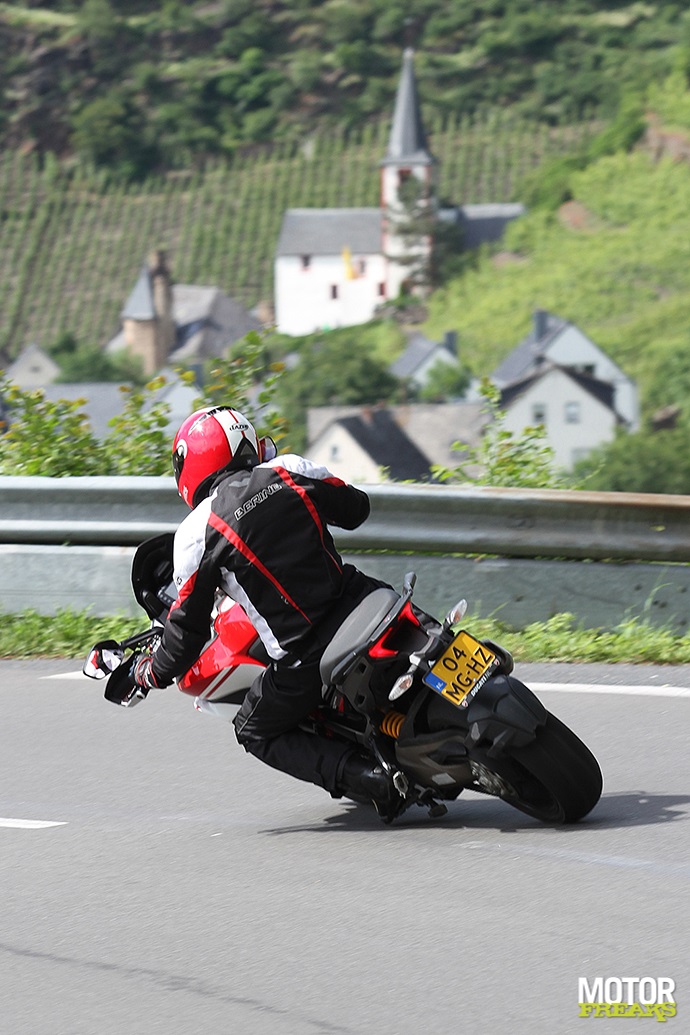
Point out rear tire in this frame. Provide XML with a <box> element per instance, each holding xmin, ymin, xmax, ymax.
<box><xmin>470</xmin><ymin>712</ymin><xmax>602</xmax><ymax>823</ymax></box>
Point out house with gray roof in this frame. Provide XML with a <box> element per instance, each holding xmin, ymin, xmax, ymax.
<box><xmin>390</xmin><ymin>331</ymin><xmax>458</xmax><ymax>388</ymax></box>
<box><xmin>6</xmin><ymin>343</ymin><xmax>60</xmax><ymax>387</ymax></box>
<box><xmin>493</xmin><ymin>309</ymin><xmax>639</xmax><ymax>431</ymax></box>
<box><xmin>308</xmin><ymin>407</ymin><xmax>433</xmax><ymax>483</ymax></box>
<box><xmin>499</xmin><ymin>361</ymin><xmax>626</xmax><ymax>470</ymax></box>
<box><xmin>107</xmin><ymin>250</ymin><xmax>262</xmax><ymax>376</ymax></box>
<box><xmin>307</xmin><ymin>401</ymin><xmax>487</xmax><ymax>483</ymax></box>
<box><xmin>41</xmin><ymin>371</ymin><xmax>198</xmax><ymax>441</ymax></box>
<box><xmin>274</xmin><ymin>49</ymin><xmax>523</xmax><ymax>336</ymax></box>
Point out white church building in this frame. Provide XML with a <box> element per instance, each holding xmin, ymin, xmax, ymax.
<box><xmin>274</xmin><ymin>50</ymin><xmax>522</xmax><ymax>336</ymax></box>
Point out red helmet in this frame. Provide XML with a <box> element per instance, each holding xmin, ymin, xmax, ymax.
<box><xmin>172</xmin><ymin>406</ymin><xmax>265</xmax><ymax>508</ymax></box>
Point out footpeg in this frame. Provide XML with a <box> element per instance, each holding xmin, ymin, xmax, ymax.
<box><xmin>428</xmin><ymin>802</ymin><xmax>448</xmax><ymax>819</ymax></box>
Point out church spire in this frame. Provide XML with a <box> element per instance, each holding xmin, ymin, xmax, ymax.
<box><xmin>379</xmin><ymin>49</ymin><xmax>437</xmax><ymax>301</ymax></box>
<box><xmin>382</xmin><ymin>48</ymin><xmax>434</xmax><ymax>167</ymax></box>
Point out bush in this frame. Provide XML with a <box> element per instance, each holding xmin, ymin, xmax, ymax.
<box><xmin>0</xmin><ymin>332</ymin><xmax>287</xmax><ymax>475</ymax></box>
<box><xmin>433</xmin><ymin>379</ymin><xmax>565</xmax><ymax>489</ymax></box>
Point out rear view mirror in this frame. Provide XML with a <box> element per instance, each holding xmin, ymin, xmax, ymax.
<box><xmin>83</xmin><ymin>640</ymin><xmax>125</xmax><ymax>680</ymax></box>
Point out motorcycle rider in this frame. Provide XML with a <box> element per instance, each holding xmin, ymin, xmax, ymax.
<box><xmin>128</xmin><ymin>405</ymin><xmax>399</xmax><ymax>815</ymax></box>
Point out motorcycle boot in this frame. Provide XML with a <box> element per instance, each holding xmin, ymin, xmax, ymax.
<box><xmin>339</xmin><ymin>753</ymin><xmax>404</xmax><ymax>822</ymax></box>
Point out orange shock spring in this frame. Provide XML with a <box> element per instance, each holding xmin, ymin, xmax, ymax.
<box><xmin>380</xmin><ymin>711</ymin><xmax>406</xmax><ymax>739</ymax></box>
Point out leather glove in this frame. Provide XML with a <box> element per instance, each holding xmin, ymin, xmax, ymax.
<box><xmin>128</xmin><ymin>652</ymin><xmax>161</xmax><ymax>694</ymax></box>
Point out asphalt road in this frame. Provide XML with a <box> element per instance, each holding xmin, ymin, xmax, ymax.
<box><xmin>1</xmin><ymin>659</ymin><xmax>688</xmax><ymax>1035</ymax></box>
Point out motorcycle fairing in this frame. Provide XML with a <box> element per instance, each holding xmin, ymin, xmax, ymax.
<box><xmin>177</xmin><ymin>598</ymin><xmax>265</xmax><ymax>700</ymax></box>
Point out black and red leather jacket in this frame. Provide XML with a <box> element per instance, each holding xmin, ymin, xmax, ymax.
<box><xmin>151</xmin><ymin>454</ymin><xmax>371</xmax><ymax>686</ymax></box>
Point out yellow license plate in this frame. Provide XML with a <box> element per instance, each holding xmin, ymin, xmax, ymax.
<box><xmin>423</xmin><ymin>631</ymin><xmax>498</xmax><ymax>708</ymax></box>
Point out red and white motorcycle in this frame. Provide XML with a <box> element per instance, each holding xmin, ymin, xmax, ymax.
<box><xmin>84</xmin><ymin>533</ymin><xmax>603</xmax><ymax>824</ymax></box>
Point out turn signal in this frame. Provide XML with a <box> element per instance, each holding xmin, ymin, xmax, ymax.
<box><xmin>389</xmin><ymin>672</ymin><xmax>414</xmax><ymax>701</ymax></box>
<box><xmin>445</xmin><ymin>598</ymin><xmax>468</xmax><ymax>627</ymax></box>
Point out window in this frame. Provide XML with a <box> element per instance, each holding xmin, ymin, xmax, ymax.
<box><xmin>357</xmin><ymin>259</ymin><xmax>366</xmax><ymax>276</ymax></box>
<box><xmin>301</xmin><ymin>255</ymin><xmax>311</xmax><ymax>270</ymax></box>
<box><xmin>330</xmin><ymin>284</ymin><xmax>339</xmax><ymax>300</ymax></box>
<box><xmin>378</xmin><ymin>282</ymin><xmax>386</xmax><ymax>297</ymax></box>
<box><xmin>532</xmin><ymin>403</ymin><xmax>547</xmax><ymax>424</ymax></box>
<box><xmin>565</xmin><ymin>401</ymin><xmax>581</xmax><ymax>424</ymax></box>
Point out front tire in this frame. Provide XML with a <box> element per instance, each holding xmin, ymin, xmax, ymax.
<box><xmin>470</xmin><ymin>712</ymin><xmax>602</xmax><ymax>823</ymax></box>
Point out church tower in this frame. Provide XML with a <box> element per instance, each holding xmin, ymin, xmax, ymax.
<box><xmin>380</xmin><ymin>49</ymin><xmax>437</xmax><ymax>299</ymax></box>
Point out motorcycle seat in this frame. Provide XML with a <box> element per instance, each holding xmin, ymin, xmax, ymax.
<box><xmin>319</xmin><ymin>587</ymin><xmax>400</xmax><ymax>685</ymax></box>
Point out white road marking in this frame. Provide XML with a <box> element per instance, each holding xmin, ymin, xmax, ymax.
<box><xmin>531</xmin><ymin>682</ymin><xmax>690</xmax><ymax>698</ymax></box>
<box><xmin>42</xmin><ymin>671</ymin><xmax>690</xmax><ymax>697</ymax></box>
<box><xmin>0</xmin><ymin>818</ymin><xmax>66</xmax><ymax>829</ymax></box>
<box><xmin>43</xmin><ymin>671</ymin><xmax>89</xmax><ymax>680</ymax></box>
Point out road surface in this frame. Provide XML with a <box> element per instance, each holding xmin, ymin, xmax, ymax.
<box><xmin>1</xmin><ymin>659</ymin><xmax>688</xmax><ymax>1034</ymax></box>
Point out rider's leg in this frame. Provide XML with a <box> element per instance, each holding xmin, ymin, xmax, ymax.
<box><xmin>233</xmin><ymin>655</ymin><xmax>353</xmax><ymax>794</ymax></box>
<box><xmin>233</xmin><ymin>654</ymin><xmax>394</xmax><ymax>805</ymax></box>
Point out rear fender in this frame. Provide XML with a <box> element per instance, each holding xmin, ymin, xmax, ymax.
<box><xmin>464</xmin><ymin>674</ymin><xmax>547</xmax><ymax>757</ymax></box>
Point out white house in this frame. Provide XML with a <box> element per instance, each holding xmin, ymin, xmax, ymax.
<box><xmin>307</xmin><ymin>402</ymin><xmax>487</xmax><ymax>483</ymax></box>
<box><xmin>6</xmin><ymin>343</ymin><xmax>60</xmax><ymax>386</ymax></box>
<box><xmin>389</xmin><ymin>331</ymin><xmax>459</xmax><ymax>389</ymax></box>
<box><xmin>107</xmin><ymin>250</ymin><xmax>262</xmax><ymax>375</ymax></box>
<box><xmin>307</xmin><ymin>407</ymin><xmax>432</xmax><ymax>484</ymax></box>
<box><xmin>493</xmin><ymin>309</ymin><xmax>639</xmax><ymax>431</ymax></box>
<box><xmin>274</xmin><ymin>50</ymin><xmax>523</xmax><ymax>336</ymax></box>
<box><xmin>500</xmin><ymin>363</ymin><xmax>623</xmax><ymax>470</ymax></box>
<box><xmin>274</xmin><ymin>209</ymin><xmax>388</xmax><ymax>335</ymax></box>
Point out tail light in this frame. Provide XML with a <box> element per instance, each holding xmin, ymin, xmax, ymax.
<box><xmin>368</xmin><ymin>601</ymin><xmax>424</xmax><ymax>658</ymax></box>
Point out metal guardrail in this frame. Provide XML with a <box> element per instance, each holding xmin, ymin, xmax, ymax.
<box><xmin>1</xmin><ymin>476</ymin><xmax>689</xmax><ymax>562</ymax></box>
<box><xmin>339</xmin><ymin>484</ymin><xmax>690</xmax><ymax>562</ymax></box>
<box><xmin>0</xmin><ymin>476</ymin><xmax>187</xmax><ymax>545</ymax></box>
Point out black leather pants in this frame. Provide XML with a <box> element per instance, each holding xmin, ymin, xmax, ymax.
<box><xmin>233</xmin><ymin>652</ymin><xmax>352</xmax><ymax>795</ymax></box>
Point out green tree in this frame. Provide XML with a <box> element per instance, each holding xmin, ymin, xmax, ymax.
<box><xmin>195</xmin><ymin>330</ymin><xmax>290</xmax><ymax>446</ymax></box>
<box><xmin>48</xmin><ymin>331</ymin><xmax>145</xmax><ymax>384</ymax></box>
<box><xmin>574</xmin><ymin>423</ymin><xmax>690</xmax><ymax>495</ymax></box>
<box><xmin>389</xmin><ymin>174</ymin><xmax>436</xmax><ymax>293</ymax></box>
<box><xmin>71</xmin><ymin>91</ymin><xmax>159</xmax><ymax>180</ymax></box>
<box><xmin>275</xmin><ymin>329</ymin><xmax>401</xmax><ymax>451</ymax></box>
<box><xmin>101</xmin><ymin>379</ymin><xmax>172</xmax><ymax>475</ymax></box>
<box><xmin>417</xmin><ymin>359</ymin><xmax>471</xmax><ymax>402</ymax></box>
<box><xmin>78</xmin><ymin>0</ymin><xmax>118</xmax><ymax>48</ymax></box>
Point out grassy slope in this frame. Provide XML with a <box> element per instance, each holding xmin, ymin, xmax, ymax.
<box><xmin>424</xmin><ymin>148</ymin><xmax>690</xmax><ymax>405</ymax></box>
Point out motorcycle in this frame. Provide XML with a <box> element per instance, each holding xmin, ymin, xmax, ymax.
<box><xmin>84</xmin><ymin>533</ymin><xmax>603</xmax><ymax>824</ymax></box>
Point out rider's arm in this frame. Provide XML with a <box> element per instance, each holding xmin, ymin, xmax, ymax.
<box><xmin>264</xmin><ymin>454</ymin><xmax>370</xmax><ymax>530</ymax></box>
<box><xmin>149</xmin><ymin>500</ymin><xmax>219</xmax><ymax>687</ymax></box>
